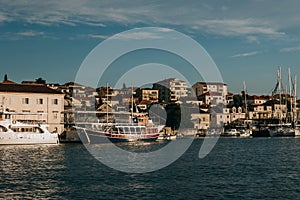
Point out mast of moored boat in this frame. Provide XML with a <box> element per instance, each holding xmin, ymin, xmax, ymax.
<box><xmin>106</xmin><ymin>82</ymin><xmax>109</xmax><ymax>125</ymax></box>
<box><xmin>278</xmin><ymin>67</ymin><xmax>283</xmax><ymax>125</ymax></box>
<box><xmin>243</xmin><ymin>81</ymin><xmax>248</xmax><ymax>121</ymax></box>
<box><xmin>288</xmin><ymin>67</ymin><xmax>293</xmax><ymax>123</ymax></box>
<box><xmin>294</xmin><ymin>75</ymin><xmax>298</xmax><ymax>124</ymax></box>
<box><xmin>131</xmin><ymin>84</ymin><xmax>134</xmax><ymax>123</ymax></box>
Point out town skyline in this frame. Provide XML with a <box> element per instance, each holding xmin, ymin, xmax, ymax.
<box><xmin>1</xmin><ymin>73</ymin><xmax>298</xmax><ymax>99</ymax></box>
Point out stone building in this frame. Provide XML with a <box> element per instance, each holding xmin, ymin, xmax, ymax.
<box><xmin>0</xmin><ymin>79</ymin><xmax>64</xmax><ymax>134</ymax></box>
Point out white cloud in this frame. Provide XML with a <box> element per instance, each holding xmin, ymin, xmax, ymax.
<box><xmin>17</xmin><ymin>31</ymin><xmax>44</xmax><ymax>37</ymax></box>
<box><xmin>280</xmin><ymin>46</ymin><xmax>300</xmax><ymax>52</ymax></box>
<box><xmin>113</xmin><ymin>31</ymin><xmax>164</xmax><ymax>40</ymax></box>
<box><xmin>246</xmin><ymin>36</ymin><xmax>260</xmax><ymax>43</ymax></box>
<box><xmin>0</xmin><ymin>0</ymin><xmax>298</xmax><ymax>40</ymax></box>
<box><xmin>0</xmin><ymin>11</ymin><xmax>10</xmax><ymax>22</ymax></box>
<box><xmin>87</xmin><ymin>34</ymin><xmax>109</xmax><ymax>39</ymax></box>
<box><xmin>193</xmin><ymin>19</ymin><xmax>285</xmax><ymax>38</ymax></box>
<box><xmin>231</xmin><ymin>51</ymin><xmax>258</xmax><ymax>58</ymax></box>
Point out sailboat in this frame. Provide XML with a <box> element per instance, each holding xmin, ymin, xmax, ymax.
<box><xmin>240</xmin><ymin>81</ymin><xmax>252</xmax><ymax>137</ymax></box>
<box><xmin>269</xmin><ymin>67</ymin><xmax>295</xmax><ymax>137</ymax></box>
<box><xmin>293</xmin><ymin>75</ymin><xmax>300</xmax><ymax>136</ymax></box>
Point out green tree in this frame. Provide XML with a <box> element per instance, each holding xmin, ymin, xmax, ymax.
<box><xmin>233</xmin><ymin>94</ymin><xmax>243</xmax><ymax>107</ymax></box>
<box><xmin>35</xmin><ymin>77</ymin><xmax>46</xmax><ymax>84</ymax></box>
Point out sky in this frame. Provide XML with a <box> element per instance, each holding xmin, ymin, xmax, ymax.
<box><xmin>0</xmin><ymin>0</ymin><xmax>300</xmax><ymax>95</ymax></box>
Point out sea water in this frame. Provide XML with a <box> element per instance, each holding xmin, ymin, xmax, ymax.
<box><xmin>1</xmin><ymin>138</ymin><xmax>300</xmax><ymax>199</ymax></box>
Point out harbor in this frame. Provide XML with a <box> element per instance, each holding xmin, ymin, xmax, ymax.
<box><xmin>1</xmin><ymin>66</ymin><xmax>300</xmax><ymax>145</ymax></box>
<box><xmin>3</xmin><ymin>1</ymin><xmax>300</xmax><ymax>199</ymax></box>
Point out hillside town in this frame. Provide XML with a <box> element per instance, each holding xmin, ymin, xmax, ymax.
<box><xmin>0</xmin><ymin>70</ymin><xmax>299</xmax><ymax>141</ymax></box>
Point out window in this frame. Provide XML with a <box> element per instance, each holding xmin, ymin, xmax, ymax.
<box><xmin>37</xmin><ymin>98</ymin><xmax>43</xmax><ymax>104</ymax></box>
<box><xmin>53</xmin><ymin>111</ymin><xmax>59</xmax><ymax>119</ymax></box>
<box><xmin>53</xmin><ymin>99</ymin><xmax>58</xmax><ymax>105</ymax></box>
<box><xmin>22</xmin><ymin>98</ymin><xmax>29</xmax><ymax>104</ymax></box>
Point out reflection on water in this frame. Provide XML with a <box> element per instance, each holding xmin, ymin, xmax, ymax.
<box><xmin>0</xmin><ymin>145</ymin><xmax>67</xmax><ymax>199</ymax></box>
<box><xmin>114</xmin><ymin>140</ymin><xmax>170</xmax><ymax>153</ymax></box>
<box><xmin>1</xmin><ymin>139</ymin><xmax>300</xmax><ymax>199</ymax></box>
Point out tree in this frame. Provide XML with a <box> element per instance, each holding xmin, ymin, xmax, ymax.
<box><xmin>35</xmin><ymin>77</ymin><xmax>46</xmax><ymax>84</ymax></box>
<box><xmin>4</xmin><ymin>74</ymin><xmax>7</xmax><ymax>81</ymax></box>
<box><xmin>165</xmin><ymin>103</ymin><xmax>194</xmax><ymax>130</ymax></box>
<box><xmin>233</xmin><ymin>94</ymin><xmax>243</xmax><ymax>107</ymax></box>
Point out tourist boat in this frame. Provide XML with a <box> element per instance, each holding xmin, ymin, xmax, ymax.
<box><xmin>75</xmin><ymin>83</ymin><xmax>164</xmax><ymax>144</ymax></box>
<box><xmin>0</xmin><ymin>119</ymin><xmax>59</xmax><ymax>145</ymax></box>
<box><xmin>76</xmin><ymin>115</ymin><xmax>163</xmax><ymax>144</ymax></box>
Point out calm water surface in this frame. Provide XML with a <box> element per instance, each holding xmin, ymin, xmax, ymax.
<box><xmin>1</xmin><ymin>138</ymin><xmax>300</xmax><ymax>199</ymax></box>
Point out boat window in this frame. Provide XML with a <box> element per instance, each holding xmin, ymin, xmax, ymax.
<box><xmin>130</xmin><ymin>127</ymin><xmax>136</xmax><ymax>134</ymax></box>
<box><xmin>141</xmin><ymin>127</ymin><xmax>146</xmax><ymax>134</ymax></box>
<box><xmin>124</xmin><ymin>127</ymin><xmax>130</xmax><ymax>134</ymax></box>
<box><xmin>117</xmin><ymin>127</ymin><xmax>123</xmax><ymax>134</ymax></box>
<box><xmin>12</xmin><ymin>128</ymin><xmax>17</xmax><ymax>132</ymax></box>
<box><xmin>0</xmin><ymin>125</ymin><xmax>8</xmax><ymax>132</ymax></box>
<box><xmin>33</xmin><ymin>127</ymin><xmax>44</xmax><ymax>133</ymax></box>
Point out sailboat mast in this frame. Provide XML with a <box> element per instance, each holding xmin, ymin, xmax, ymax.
<box><xmin>288</xmin><ymin>68</ymin><xmax>293</xmax><ymax>122</ymax></box>
<box><xmin>243</xmin><ymin>81</ymin><xmax>248</xmax><ymax>120</ymax></box>
<box><xmin>278</xmin><ymin>67</ymin><xmax>282</xmax><ymax>123</ymax></box>
<box><xmin>131</xmin><ymin>84</ymin><xmax>134</xmax><ymax>121</ymax></box>
<box><xmin>106</xmin><ymin>82</ymin><xmax>109</xmax><ymax>125</ymax></box>
<box><xmin>294</xmin><ymin>75</ymin><xmax>298</xmax><ymax>123</ymax></box>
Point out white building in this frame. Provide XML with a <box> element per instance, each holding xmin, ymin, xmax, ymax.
<box><xmin>153</xmin><ymin>78</ymin><xmax>188</xmax><ymax>102</ymax></box>
<box><xmin>192</xmin><ymin>82</ymin><xmax>228</xmax><ymax>105</ymax></box>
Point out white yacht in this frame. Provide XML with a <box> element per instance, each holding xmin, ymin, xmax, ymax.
<box><xmin>0</xmin><ymin>119</ymin><xmax>59</xmax><ymax>145</ymax></box>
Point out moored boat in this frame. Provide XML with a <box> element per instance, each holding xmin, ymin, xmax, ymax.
<box><xmin>0</xmin><ymin>119</ymin><xmax>59</xmax><ymax>145</ymax></box>
<box><xmin>269</xmin><ymin>125</ymin><xmax>295</xmax><ymax>137</ymax></box>
<box><xmin>221</xmin><ymin>128</ymin><xmax>240</xmax><ymax>137</ymax></box>
<box><xmin>251</xmin><ymin>127</ymin><xmax>270</xmax><ymax>137</ymax></box>
<box><xmin>76</xmin><ymin>115</ymin><xmax>162</xmax><ymax>144</ymax></box>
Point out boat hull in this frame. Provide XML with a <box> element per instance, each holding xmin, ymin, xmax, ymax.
<box><xmin>269</xmin><ymin>128</ymin><xmax>295</xmax><ymax>137</ymax></box>
<box><xmin>0</xmin><ymin>132</ymin><xmax>59</xmax><ymax>145</ymax></box>
<box><xmin>77</xmin><ymin>128</ymin><xmax>159</xmax><ymax>144</ymax></box>
<box><xmin>251</xmin><ymin>129</ymin><xmax>270</xmax><ymax>137</ymax></box>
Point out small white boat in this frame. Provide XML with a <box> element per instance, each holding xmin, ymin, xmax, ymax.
<box><xmin>157</xmin><ymin>133</ymin><xmax>177</xmax><ymax>141</ymax></box>
<box><xmin>0</xmin><ymin>119</ymin><xmax>59</xmax><ymax>145</ymax></box>
<box><xmin>221</xmin><ymin>129</ymin><xmax>240</xmax><ymax>137</ymax></box>
<box><xmin>239</xmin><ymin>129</ymin><xmax>252</xmax><ymax>138</ymax></box>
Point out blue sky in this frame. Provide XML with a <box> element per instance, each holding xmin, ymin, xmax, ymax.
<box><xmin>0</xmin><ymin>0</ymin><xmax>300</xmax><ymax>95</ymax></box>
